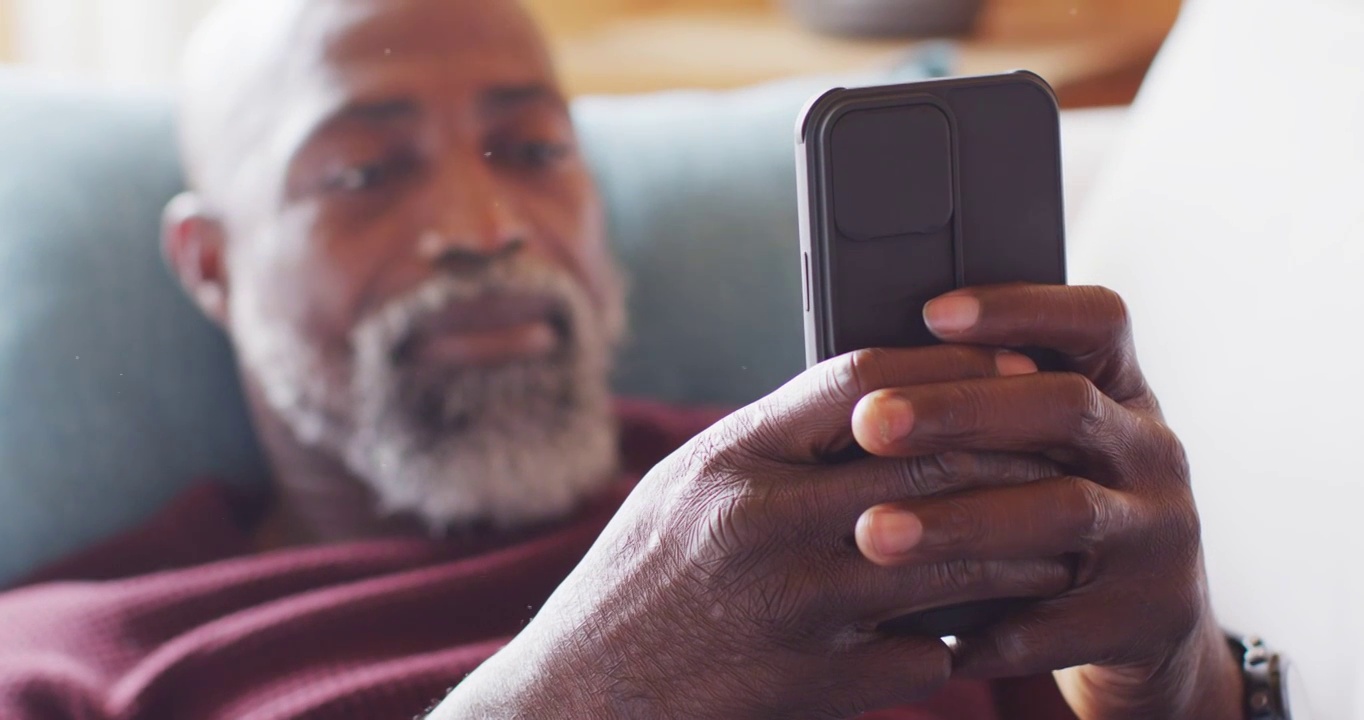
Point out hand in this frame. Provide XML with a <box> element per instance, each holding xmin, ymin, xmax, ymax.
<box><xmin>441</xmin><ymin>345</ymin><xmax>1076</xmax><ymax>719</ymax></box>
<box><xmin>851</xmin><ymin>285</ymin><xmax>1243</xmax><ymax>720</ymax></box>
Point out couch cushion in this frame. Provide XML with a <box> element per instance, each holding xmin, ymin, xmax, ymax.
<box><xmin>0</xmin><ymin>66</ymin><xmax>946</xmax><ymax>585</ymax></box>
<box><xmin>0</xmin><ymin>75</ymin><xmax>269</xmax><ymax>585</ymax></box>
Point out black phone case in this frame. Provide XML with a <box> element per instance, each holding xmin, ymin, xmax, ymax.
<box><xmin>797</xmin><ymin>71</ymin><xmax>1068</xmax><ymax>366</ymax></box>
<box><xmin>795</xmin><ymin>72</ymin><xmax>1068</xmax><ymax>638</ymax></box>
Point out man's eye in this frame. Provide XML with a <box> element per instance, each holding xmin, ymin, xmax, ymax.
<box><xmin>324</xmin><ymin>156</ymin><xmax>415</xmax><ymax>193</ymax></box>
<box><xmin>489</xmin><ymin>141</ymin><xmax>572</xmax><ymax>170</ymax></box>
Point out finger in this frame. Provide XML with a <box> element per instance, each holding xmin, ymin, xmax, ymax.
<box><xmin>815</xmin><ymin>637</ymin><xmax>953</xmax><ymax>718</ymax></box>
<box><xmin>851</xmin><ymin>373</ymin><xmax>1153</xmax><ymax>475</ymax></box>
<box><xmin>949</xmin><ymin>560</ymin><xmax>1212</xmax><ymax>681</ymax></box>
<box><xmin>923</xmin><ymin>285</ymin><xmax>1155</xmax><ymax>410</ymax></box>
<box><xmin>948</xmin><ymin>591</ymin><xmax>1148</xmax><ymax>680</ymax></box>
<box><xmin>854</xmin><ymin>477</ymin><xmax>1133</xmax><ymax>567</ymax></box>
<box><xmin>835</xmin><ymin>557</ymin><xmax>1074</xmax><ymax>626</ymax></box>
<box><xmin>780</xmin><ymin>453</ymin><xmax>1063</xmax><ymax>574</ymax></box>
<box><xmin>822</xmin><ymin>451</ymin><xmax>1064</xmax><ymax>516</ymax></box>
<box><xmin>735</xmin><ymin>345</ymin><xmax>1039</xmax><ymax>463</ymax></box>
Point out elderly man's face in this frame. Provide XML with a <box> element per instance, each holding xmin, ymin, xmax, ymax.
<box><xmin>182</xmin><ymin>0</ymin><xmax>625</xmax><ymax>530</ymax></box>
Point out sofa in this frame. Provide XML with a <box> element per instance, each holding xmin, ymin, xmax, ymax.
<box><xmin>2</xmin><ymin>0</ymin><xmax>1361</xmax><ymax>715</ymax></box>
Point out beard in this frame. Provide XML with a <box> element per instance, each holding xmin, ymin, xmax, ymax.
<box><xmin>236</xmin><ymin>253</ymin><xmax>626</xmax><ymax>532</ymax></box>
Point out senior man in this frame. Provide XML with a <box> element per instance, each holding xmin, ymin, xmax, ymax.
<box><xmin>0</xmin><ymin>0</ymin><xmax>1249</xmax><ymax>718</ymax></box>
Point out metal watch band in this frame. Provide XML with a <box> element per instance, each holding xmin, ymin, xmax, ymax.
<box><xmin>1227</xmin><ymin>634</ymin><xmax>1287</xmax><ymax>720</ymax></box>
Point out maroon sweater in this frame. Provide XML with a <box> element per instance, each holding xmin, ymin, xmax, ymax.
<box><xmin>0</xmin><ymin>401</ymin><xmax>1075</xmax><ymax>720</ymax></box>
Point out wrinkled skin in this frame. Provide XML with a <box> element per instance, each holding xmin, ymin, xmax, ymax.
<box><xmin>440</xmin><ymin>285</ymin><xmax>1243</xmax><ymax>719</ymax></box>
<box><xmin>166</xmin><ymin>0</ymin><xmax>1242</xmax><ymax>715</ymax></box>
<box><xmin>852</xmin><ymin>286</ymin><xmax>1237</xmax><ymax>719</ymax></box>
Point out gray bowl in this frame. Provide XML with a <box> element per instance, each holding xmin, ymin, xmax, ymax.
<box><xmin>783</xmin><ymin>0</ymin><xmax>986</xmax><ymax>38</ymax></box>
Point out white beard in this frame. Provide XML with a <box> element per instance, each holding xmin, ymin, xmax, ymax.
<box><xmin>236</xmin><ymin>254</ymin><xmax>625</xmax><ymax>531</ymax></box>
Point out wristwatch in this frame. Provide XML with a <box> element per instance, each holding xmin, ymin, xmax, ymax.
<box><xmin>1226</xmin><ymin>633</ymin><xmax>1310</xmax><ymax>720</ymax></box>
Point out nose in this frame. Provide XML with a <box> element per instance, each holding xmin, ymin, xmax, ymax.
<box><xmin>419</xmin><ymin>232</ymin><xmax>524</xmax><ymax>275</ymax></box>
<box><xmin>417</xmin><ymin>155</ymin><xmax>528</xmax><ymax>263</ymax></box>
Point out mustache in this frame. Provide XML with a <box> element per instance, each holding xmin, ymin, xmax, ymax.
<box><xmin>356</xmin><ymin>258</ymin><xmax>578</xmax><ymax>366</ymax></box>
<box><xmin>426</xmin><ymin>238</ymin><xmax>526</xmax><ymax>275</ymax></box>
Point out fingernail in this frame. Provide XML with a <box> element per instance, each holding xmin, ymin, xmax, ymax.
<box><xmin>995</xmin><ymin>351</ymin><xmax>1039</xmax><ymax>377</ymax></box>
<box><xmin>924</xmin><ymin>295</ymin><xmax>980</xmax><ymax>334</ymax></box>
<box><xmin>871</xmin><ymin>395</ymin><xmax>916</xmax><ymax>445</ymax></box>
<box><xmin>865</xmin><ymin>509</ymin><xmax>925</xmax><ymax>557</ymax></box>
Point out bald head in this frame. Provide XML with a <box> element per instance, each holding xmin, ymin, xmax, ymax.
<box><xmin>177</xmin><ymin>0</ymin><xmax>553</xmax><ymax>207</ymax></box>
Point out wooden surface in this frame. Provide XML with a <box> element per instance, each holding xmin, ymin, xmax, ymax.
<box><xmin>976</xmin><ymin>0</ymin><xmax>1181</xmax><ymax>39</ymax></box>
<box><xmin>542</xmin><ymin>7</ymin><xmax>1168</xmax><ymax>106</ymax></box>
<box><xmin>527</xmin><ymin>1</ymin><xmax>1178</xmax><ymax>107</ymax></box>
<box><xmin>0</xmin><ymin>0</ymin><xmax>15</xmax><ymax>63</ymax></box>
<box><xmin>0</xmin><ymin>0</ymin><xmax>1175</xmax><ymax>105</ymax></box>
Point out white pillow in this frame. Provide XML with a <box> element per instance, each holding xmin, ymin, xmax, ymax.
<box><xmin>1071</xmin><ymin>0</ymin><xmax>1364</xmax><ymax>716</ymax></box>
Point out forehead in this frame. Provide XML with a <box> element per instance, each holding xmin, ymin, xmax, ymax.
<box><xmin>315</xmin><ymin>0</ymin><xmax>553</xmax><ymax>75</ymax></box>
<box><xmin>187</xmin><ymin>0</ymin><xmax>560</xmax><ymax>205</ymax></box>
<box><xmin>282</xmin><ymin>0</ymin><xmax>558</xmax><ymax>135</ymax></box>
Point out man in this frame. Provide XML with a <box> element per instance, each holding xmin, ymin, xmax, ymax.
<box><xmin>0</xmin><ymin>0</ymin><xmax>1247</xmax><ymax>717</ymax></box>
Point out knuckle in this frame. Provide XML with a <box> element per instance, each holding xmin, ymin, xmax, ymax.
<box><xmin>683</xmin><ymin>425</ymin><xmax>749</xmax><ymax>485</ymax></box>
<box><xmin>929</xmin><ymin>558</ymin><xmax>990</xmax><ymax>592</ymax></box>
<box><xmin>1181</xmin><ymin>507</ymin><xmax>1204</xmax><ymax>553</ymax></box>
<box><xmin>1149</xmin><ymin>422</ymin><xmax>1193</xmax><ymax>482</ymax></box>
<box><xmin>1109</xmin><ymin>415</ymin><xmax>1192</xmax><ymax>489</ymax></box>
<box><xmin>1020</xmin><ymin>559</ymin><xmax>1072</xmax><ymax>595</ymax></box>
<box><xmin>934</xmin><ymin>497</ymin><xmax>989</xmax><ymax>551</ymax></box>
<box><xmin>1066</xmin><ymin>477</ymin><xmax>1125</xmax><ymax>550</ymax></box>
<box><xmin>893</xmin><ymin>458</ymin><xmax>934</xmax><ymax>498</ymax></box>
<box><xmin>1056</xmin><ymin>373</ymin><xmax>1108</xmax><ymax>439</ymax></box>
<box><xmin>708</xmin><ymin>400</ymin><xmax>796</xmax><ymax>466</ymax></box>
<box><xmin>935</xmin><ymin>384</ymin><xmax>990</xmax><ymax>436</ymax></box>
<box><xmin>691</xmin><ymin>481</ymin><xmax>770</xmax><ymax>558</ymax></box>
<box><xmin>669</xmin><ymin>442</ymin><xmax>781</xmax><ymax>559</ymax></box>
<box><xmin>833</xmin><ymin>346</ymin><xmax>998</xmax><ymax>404</ymax></box>
<box><xmin>1087</xmin><ymin>285</ymin><xmax>1133</xmax><ymax>343</ymax></box>
<box><xmin>744</xmin><ymin>569</ymin><xmax>813</xmax><ymax>632</ymax></box>
<box><xmin>838</xmin><ymin>348</ymin><xmax>888</xmax><ymax>401</ymax></box>
<box><xmin>900</xmin><ymin>453</ymin><xmax>970</xmax><ymax>497</ymax></box>
<box><xmin>683</xmin><ymin>496</ymin><xmax>807</xmax><ymax>627</ymax></box>
<box><xmin>935</xmin><ymin>451</ymin><xmax>982</xmax><ymax>480</ymax></box>
<box><xmin>987</xmin><ymin>559</ymin><xmax>1068</xmax><ymax>597</ymax></box>
<box><xmin>712</xmin><ymin>482</ymin><xmax>765</xmax><ymax>532</ymax></box>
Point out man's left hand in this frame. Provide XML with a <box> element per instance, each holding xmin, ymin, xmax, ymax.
<box><xmin>851</xmin><ymin>285</ymin><xmax>1244</xmax><ymax>720</ymax></box>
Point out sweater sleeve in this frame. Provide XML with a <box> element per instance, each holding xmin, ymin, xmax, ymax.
<box><xmin>991</xmin><ymin>675</ymin><xmax>1080</xmax><ymax>720</ymax></box>
<box><xmin>855</xmin><ymin>675</ymin><xmax>1077</xmax><ymax>720</ymax></box>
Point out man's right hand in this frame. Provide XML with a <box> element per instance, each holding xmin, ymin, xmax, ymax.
<box><xmin>440</xmin><ymin>346</ymin><xmax>1071</xmax><ymax>719</ymax></box>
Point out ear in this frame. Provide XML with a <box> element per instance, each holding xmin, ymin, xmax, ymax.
<box><xmin>162</xmin><ymin>192</ymin><xmax>231</xmax><ymax>328</ymax></box>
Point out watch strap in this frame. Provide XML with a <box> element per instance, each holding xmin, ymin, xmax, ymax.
<box><xmin>1227</xmin><ymin>633</ymin><xmax>1288</xmax><ymax>720</ymax></box>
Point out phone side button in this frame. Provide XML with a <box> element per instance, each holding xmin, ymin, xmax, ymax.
<box><xmin>803</xmin><ymin>252</ymin><xmax>812</xmax><ymax>313</ymax></box>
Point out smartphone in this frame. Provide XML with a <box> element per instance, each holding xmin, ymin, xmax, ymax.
<box><xmin>795</xmin><ymin>71</ymin><xmax>1068</xmax><ymax>637</ymax></box>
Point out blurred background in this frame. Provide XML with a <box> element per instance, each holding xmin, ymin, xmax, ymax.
<box><xmin>0</xmin><ymin>0</ymin><xmax>1180</xmax><ymax>108</ymax></box>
